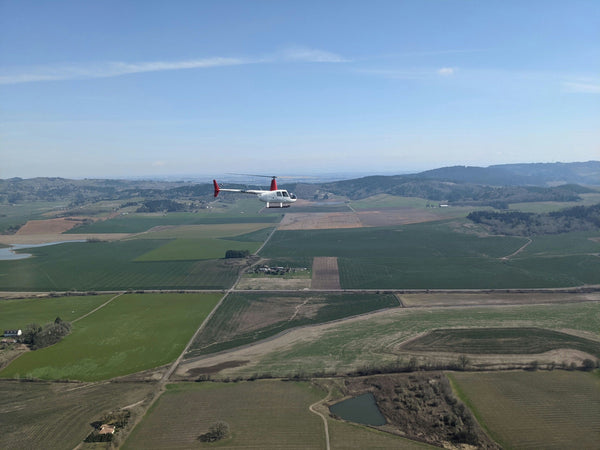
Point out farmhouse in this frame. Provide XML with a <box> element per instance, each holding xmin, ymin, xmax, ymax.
<box><xmin>3</xmin><ymin>329</ymin><xmax>22</xmax><ymax>338</ymax></box>
<box><xmin>99</xmin><ymin>424</ymin><xmax>115</xmax><ymax>435</ymax></box>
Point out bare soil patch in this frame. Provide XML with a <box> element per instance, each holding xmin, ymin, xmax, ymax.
<box><xmin>234</xmin><ymin>296</ymin><xmax>322</xmax><ymax>336</ymax></box>
<box><xmin>187</xmin><ymin>360</ymin><xmax>250</xmax><ymax>376</ymax></box>
<box><xmin>16</xmin><ymin>217</ymin><xmax>87</xmax><ymax>235</ymax></box>
<box><xmin>399</xmin><ymin>292</ymin><xmax>600</xmax><ymax>308</ymax></box>
<box><xmin>278</xmin><ymin>212</ymin><xmax>362</xmax><ymax>230</ymax></box>
<box><xmin>236</xmin><ymin>277</ymin><xmax>311</xmax><ymax>290</ymax></box>
<box><xmin>312</xmin><ymin>257</ymin><xmax>341</xmax><ymax>289</ymax></box>
<box><xmin>356</xmin><ymin>209</ymin><xmax>448</xmax><ymax>227</ymax></box>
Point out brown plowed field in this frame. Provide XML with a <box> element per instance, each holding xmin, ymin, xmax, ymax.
<box><xmin>311</xmin><ymin>257</ymin><xmax>341</xmax><ymax>289</ymax></box>
<box><xmin>16</xmin><ymin>217</ymin><xmax>87</xmax><ymax>235</ymax></box>
<box><xmin>356</xmin><ymin>209</ymin><xmax>448</xmax><ymax>227</ymax></box>
<box><xmin>278</xmin><ymin>212</ymin><xmax>362</xmax><ymax>230</ymax></box>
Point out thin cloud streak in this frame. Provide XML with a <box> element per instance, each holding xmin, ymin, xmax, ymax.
<box><xmin>0</xmin><ymin>47</ymin><xmax>348</xmax><ymax>85</ymax></box>
<box><xmin>279</xmin><ymin>46</ymin><xmax>351</xmax><ymax>63</ymax></box>
<box><xmin>563</xmin><ymin>81</ymin><xmax>600</xmax><ymax>94</ymax></box>
<box><xmin>0</xmin><ymin>57</ymin><xmax>251</xmax><ymax>85</ymax></box>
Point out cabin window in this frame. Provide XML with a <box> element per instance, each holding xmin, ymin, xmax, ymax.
<box><xmin>277</xmin><ymin>191</ymin><xmax>282</xmax><ymax>197</ymax></box>
<box><xmin>282</xmin><ymin>191</ymin><xmax>289</xmax><ymax>197</ymax></box>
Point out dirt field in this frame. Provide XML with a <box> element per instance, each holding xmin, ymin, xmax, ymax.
<box><xmin>277</xmin><ymin>207</ymin><xmax>463</xmax><ymax>230</ymax></box>
<box><xmin>278</xmin><ymin>212</ymin><xmax>362</xmax><ymax>230</ymax></box>
<box><xmin>0</xmin><ymin>380</ymin><xmax>155</xmax><ymax>450</ymax></box>
<box><xmin>236</xmin><ymin>277</ymin><xmax>312</xmax><ymax>290</ymax></box>
<box><xmin>176</xmin><ymin>300</ymin><xmax>599</xmax><ymax>380</ymax></box>
<box><xmin>450</xmin><ymin>371</ymin><xmax>600</xmax><ymax>449</ymax></box>
<box><xmin>399</xmin><ymin>292</ymin><xmax>600</xmax><ymax>308</ymax></box>
<box><xmin>15</xmin><ymin>217</ymin><xmax>87</xmax><ymax>235</ymax></box>
<box><xmin>123</xmin><ymin>381</ymin><xmax>325</xmax><ymax>449</ymax></box>
<box><xmin>356</xmin><ymin>209</ymin><xmax>449</xmax><ymax>227</ymax></box>
<box><xmin>312</xmin><ymin>257</ymin><xmax>341</xmax><ymax>289</ymax></box>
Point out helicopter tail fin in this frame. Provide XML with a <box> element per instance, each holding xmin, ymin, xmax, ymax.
<box><xmin>213</xmin><ymin>180</ymin><xmax>220</xmax><ymax>197</ymax></box>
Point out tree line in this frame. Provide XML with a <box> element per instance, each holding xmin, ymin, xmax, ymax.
<box><xmin>467</xmin><ymin>203</ymin><xmax>600</xmax><ymax>236</ymax></box>
<box><xmin>21</xmin><ymin>317</ymin><xmax>71</xmax><ymax>350</ymax></box>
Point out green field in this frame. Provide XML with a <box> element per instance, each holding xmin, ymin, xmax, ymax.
<box><xmin>0</xmin><ymin>380</ymin><xmax>155</xmax><ymax>450</ymax></box>
<box><xmin>0</xmin><ymin>201</ymin><xmax>67</xmax><ymax>233</ymax></box>
<box><xmin>134</xmin><ymin>223</ymin><xmax>274</xmax><ymax>239</ymax></box>
<box><xmin>449</xmin><ymin>371</ymin><xmax>600</xmax><ymax>449</ymax></box>
<box><xmin>402</xmin><ymin>327</ymin><xmax>600</xmax><ymax>357</ymax></box>
<box><xmin>327</xmin><ymin>417</ymin><xmax>435</xmax><ymax>449</ymax></box>
<box><xmin>0</xmin><ymin>240</ymin><xmax>241</xmax><ymax>290</ymax></box>
<box><xmin>215</xmin><ymin>302</ymin><xmax>600</xmax><ymax>378</ymax></box>
<box><xmin>0</xmin><ymin>294</ymin><xmax>113</xmax><ymax>331</ymax></box>
<box><xmin>0</xmin><ymin>293</ymin><xmax>221</xmax><ymax>381</ymax></box>
<box><xmin>135</xmin><ymin>238</ymin><xmax>261</xmax><ymax>261</ymax></box>
<box><xmin>65</xmin><ymin>209</ymin><xmax>280</xmax><ymax>234</ymax></box>
<box><xmin>124</xmin><ymin>381</ymin><xmax>326</xmax><ymax>449</ymax></box>
<box><xmin>186</xmin><ymin>292</ymin><xmax>400</xmax><ymax>358</ymax></box>
<box><xmin>261</xmin><ymin>221</ymin><xmax>600</xmax><ymax>288</ymax></box>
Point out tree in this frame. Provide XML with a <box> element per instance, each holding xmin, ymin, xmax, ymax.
<box><xmin>581</xmin><ymin>359</ymin><xmax>596</xmax><ymax>371</ymax></box>
<box><xmin>198</xmin><ymin>421</ymin><xmax>230</xmax><ymax>442</ymax></box>
<box><xmin>457</xmin><ymin>355</ymin><xmax>470</xmax><ymax>371</ymax></box>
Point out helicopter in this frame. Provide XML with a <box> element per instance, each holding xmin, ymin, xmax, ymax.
<box><xmin>213</xmin><ymin>175</ymin><xmax>297</xmax><ymax>208</ymax></box>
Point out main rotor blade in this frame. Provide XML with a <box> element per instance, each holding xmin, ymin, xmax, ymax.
<box><xmin>227</xmin><ymin>173</ymin><xmax>277</xmax><ymax>179</ymax></box>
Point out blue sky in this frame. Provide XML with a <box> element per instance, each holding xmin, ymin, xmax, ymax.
<box><xmin>1</xmin><ymin>0</ymin><xmax>599</xmax><ymax>179</ymax></box>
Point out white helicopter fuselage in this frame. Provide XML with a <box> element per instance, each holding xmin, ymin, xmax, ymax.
<box><xmin>213</xmin><ymin>180</ymin><xmax>297</xmax><ymax>208</ymax></box>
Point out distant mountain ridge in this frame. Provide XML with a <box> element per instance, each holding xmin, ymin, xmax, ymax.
<box><xmin>414</xmin><ymin>161</ymin><xmax>600</xmax><ymax>186</ymax></box>
<box><xmin>316</xmin><ymin>161</ymin><xmax>599</xmax><ymax>206</ymax></box>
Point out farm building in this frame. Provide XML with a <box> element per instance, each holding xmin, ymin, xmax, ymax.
<box><xmin>99</xmin><ymin>424</ymin><xmax>115</xmax><ymax>435</ymax></box>
<box><xmin>3</xmin><ymin>329</ymin><xmax>22</xmax><ymax>338</ymax></box>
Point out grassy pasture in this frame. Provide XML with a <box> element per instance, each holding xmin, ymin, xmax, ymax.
<box><xmin>222</xmin><ymin>302</ymin><xmax>600</xmax><ymax>378</ymax></box>
<box><xmin>123</xmin><ymin>381</ymin><xmax>326</xmax><ymax>449</ymax></box>
<box><xmin>449</xmin><ymin>371</ymin><xmax>600</xmax><ymax>449</ymax></box>
<box><xmin>402</xmin><ymin>327</ymin><xmax>600</xmax><ymax>357</ymax></box>
<box><xmin>350</xmin><ymin>195</ymin><xmax>431</xmax><ymax>209</ymax></box>
<box><xmin>517</xmin><ymin>231</ymin><xmax>600</xmax><ymax>256</ymax></box>
<box><xmin>135</xmin><ymin>238</ymin><xmax>261</xmax><ymax>261</ymax></box>
<box><xmin>327</xmin><ymin>419</ymin><xmax>435</xmax><ymax>449</ymax></box>
<box><xmin>0</xmin><ymin>240</ymin><xmax>240</xmax><ymax>290</ymax></box>
<box><xmin>0</xmin><ymin>294</ymin><xmax>113</xmax><ymax>331</ymax></box>
<box><xmin>339</xmin><ymin>254</ymin><xmax>600</xmax><ymax>289</ymax></box>
<box><xmin>261</xmin><ymin>221</ymin><xmax>600</xmax><ymax>288</ymax></box>
<box><xmin>262</xmin><ymin>222</ymin><xmax>526</xmax><ymax>259</ymax></box>
<box><xmin>0</xmin><ymin>293</ymin><xmax>221</xmax><ymax>381</ymax></box>
<box><xmin>65</xmin><ymin>211</ymin><xmax>279</xmax><ymax>234</ymax></box>
<box><xmin>135</xmin><ymin>223</ymin><xmax>274</xmax><ymax>239</ymax></box>
<box><xmin>0</xmin><ymin>380</ymin><xmax>155</xmax><ymax>450</ymax></box>
<box><xmin>0</xmin><ymin>201</ymin><xmax>66</xmax><ymax>233</ymax></box>
<box><xmin>509</xmin><ymin>192</ymin><xmax>600</xmax><ymax>213</ymax></box>
<box><xmin>186</xmin><ymin>292</ymin><xmax>399</xmax><ymax>358</ymax></box>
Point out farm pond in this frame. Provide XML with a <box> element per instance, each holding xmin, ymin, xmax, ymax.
<box><xmin>329</xmin><ymin>392</ymin><xmax>386</xmax><ymax>426</ymax></box>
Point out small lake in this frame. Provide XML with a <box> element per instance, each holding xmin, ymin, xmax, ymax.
<box><xmin>329</xmin><ymin>392</ymin><xmax>386</xmax><ymax>426</ymax></box>
<box><xmin>0</xmin><ymin>240</ymin><xmax>87</xmax><ymax>261</ymax></box>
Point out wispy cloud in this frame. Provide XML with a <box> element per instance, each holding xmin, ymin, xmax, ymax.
<box><xmin>356</xmin><ymin>68</ymin><xmax>455</xmax><ymax>80</ymax></box>
<box><xmin>437</xmin><ymin>67</ymin><xmax>456</xmax><ymax>76</ymax></box>
<box><xmin>562</xmin><ymin>81</ymin><xmax>600</xmax><ymax>94</ymax></box>
<box><xmin>279</xmin><ymin>46</ymin><xmax>350</xmax><ymax>63</ymax></box>
<box><xmin>0</xmin><ymin>57</ymin><xmax>251</xmax><ymax>85</ymax></box>
<box><xmin>0</xmin><ymin>47</ymin><xmax>349</xmax><ymax>85</ymax></box>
